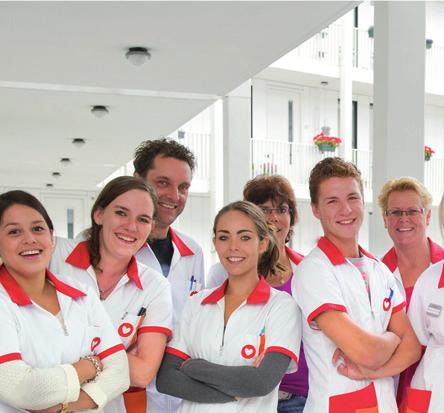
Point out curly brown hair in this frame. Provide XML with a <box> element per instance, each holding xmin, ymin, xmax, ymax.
<box><xmin>133</xmin><ymin>138</ymin><xmax>195</xmax><ymax>179</ymax></box>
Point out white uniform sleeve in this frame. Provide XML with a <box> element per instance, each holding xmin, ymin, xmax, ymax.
<box><xmin>264</xmin><ymin>293</ymin><xmax>301</xmax><ymax>374</ymax></box>
<box><xmin>81</xmin><ymin>289</ymin><xmax>130</xmax><ymax>409</ymax></box>
<box><xmin>165</xmin><ymin>294</ymin><xmax>198</xmax><ymax>360</ymax></box>
<box><xmin>139</xmin><ymin>273</ymin><xmax>173</xmax><ymax>337</ymax></box>
<box><xmin>408</xmin><ymin>275</ymin><xmax>430</xmax><ymax>346</ymax></box>
<box><xmin>0</xmin><ymin>297</ymin><xmax>80</xmax><ymax>409</ymax></box>
<box><xmin>81</xmin><ymin>350</ymin><xmax>129</xmax><ymax>410</ymax></box>
<box><xmin>292</xmin><ymin>255</ymin><xmax>347</xmax><ymax>329</ymax></box>
<box><xmin>49</xmin><ymin>237</ymin><xmax>76</xmax><ymax>275</ymax></box>
<box><xmin>206</xmin><ymin>262</ymin><xmax>228</xmax><ymax>289</ymax></box>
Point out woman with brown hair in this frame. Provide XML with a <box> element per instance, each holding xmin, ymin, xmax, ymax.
<box><xmin>50</xmin><ymin>176</ymin><xmax>173</xmax><ymax>413</ymax></box>
<box><xmin>157</xmin><ymin>200</ymin><xmax>301</xmax><ymax>412</ymax></box>
<box><xmin>207</xmin><ymin>175</ymin><xmax>308</xmax><ymax>412</ymax></box>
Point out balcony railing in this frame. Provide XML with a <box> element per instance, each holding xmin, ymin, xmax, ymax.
<box><xmin>251</xmin><ymin>139</ymin><xmax>374</xmax><ymax>191</ymax></box>
<box><xmin>251</xmin><ymin>138</ymin><xmax>443</xmax><ymax>203</ymax></box>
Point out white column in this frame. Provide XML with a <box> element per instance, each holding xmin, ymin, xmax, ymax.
<box><xmin>338</xmin><ymin>11</ymin><xmax>353</xmax><ymax>162</ymax></box>
<box><xmin>369</xmin><ymin>1</ymin><xmax>425</xmax><ymax>255</ymax></box>
<box><xmin>223</xmin><ymin>81</ymin><xmax>251</xmax><ymax>204</ymax></box>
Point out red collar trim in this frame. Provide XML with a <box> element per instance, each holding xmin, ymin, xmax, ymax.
<box><xmin>429</xmin><ymin>238</ymin><xmax>444</xmax><ymax>263</ymax></box>
<box><xmin>66</xmin><ymin>241</ymin><xmax>142</xmax><ymax>290</ymax></box>
<box><xmin>0</xmin><ymin>264</ymin><xmax>86</xmax><ymax>306</ymax></box>
<box><xmin>317</xmin><ymin>236</ymin><xmax>376</xmax><ymax>265</ymax></box>
<box><xmin>285</xmin><ymin>246</ymin><xmax>304</xmax><ymax>265</ymax></box>
<box><xmin>169</xmin><ymin>228</ymin><xmax>194</xmax><ymax>257</ymax></box>
<box><xmin>66</xmin><ymin>241</ymin><xmax>91</xmax><ymax>269</ymax></box>
<box><xmin>438</xmin><ymin>264</ymin><xmax>444</xmax><ymax>289</ymax></box>
<box><xmin>383</xmin><ymin>238</ymin><xmax>444</xmax><ymax>274</ymax></box>
<box><xmin>382</xmin><ymin>247</ymin><xmax>397</xmax><ymax>273</ymax></box>
<box><xmin>201</xmin><ymin>276</ymin><xmax>271</xmax><ymax>305</ymax></box>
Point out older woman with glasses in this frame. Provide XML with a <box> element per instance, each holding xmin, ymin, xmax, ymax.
<box><xmin>207</xmin><ymin>175</ymin><xmax>307</xmax><ymax>413</ymax></box>
<box><xmin>378</xmin><ymin>177</ymin><xmax>444</xmax><ymax>408</ymax></box>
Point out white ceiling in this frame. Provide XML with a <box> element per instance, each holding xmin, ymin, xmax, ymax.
<box><xmin>0</xmin><ymin>1</ymin><xmax>358</xmax><ymax>190</ymax></box>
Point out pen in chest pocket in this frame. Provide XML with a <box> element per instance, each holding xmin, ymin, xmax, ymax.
<box><xmin>127</xmin><ymin>307</ymin><xmax>147</xmax><ymax>349</ymax></box>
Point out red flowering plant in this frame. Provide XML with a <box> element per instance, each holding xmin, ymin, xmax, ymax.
<box><xmin>424</xmin><ymin>145</ymin><xmax>435</xmax><ymax>161</ymax></box>
<box><xmin>313</xmin><ymin>132</ymin><xmax>342</xmax><ymax>152</ymax></box>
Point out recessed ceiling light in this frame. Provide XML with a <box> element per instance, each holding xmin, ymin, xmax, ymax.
<box><xmin>60</xmin><ymin>158</ymin><xmax>71</xmax><ymax>166</ymax></box>
<box><xmin>52</xmin><ymin>172</ymin><xmax>61</xmax><ymax>178</ymax></box>
<box><xmin>125</xmin><ymin>47</ymin><xmax>151</xmax><ymax>66</ymax></box>
<box><xmin>72</xmin><ymin>138</ymin><xmax>86</xmax><ymax>148</ymax></box>
<box><xmin>91</xmin><ymin>105</ymin><xmax>109</xmax><ymax>118</ymax></box>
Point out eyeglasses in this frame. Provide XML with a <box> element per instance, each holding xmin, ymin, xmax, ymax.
<box><xmin>385</xmin><ymin>208</ymin><xmax>425</xmax><ymax>218</ymax></box>
<box><xmin>260</xmin><ymin>206</ymin><xmax>291</xmax><ymax>216</ymax></box>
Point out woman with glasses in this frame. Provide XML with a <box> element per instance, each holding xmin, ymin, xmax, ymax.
<box><xmin>207</xmin><ymin>175</ymin><xmax>308</xmax><ymax>413</ymax></box>
<box><xmin>378</xmin><ymin>177</ymin><xmax>444</xmax><ymax>408</ymax></box>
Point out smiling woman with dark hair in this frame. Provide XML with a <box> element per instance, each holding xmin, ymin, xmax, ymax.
<box><xmin>0</xmin><ymin>190</ymin><xmax>129</xmax><ymax>413</ymax></box>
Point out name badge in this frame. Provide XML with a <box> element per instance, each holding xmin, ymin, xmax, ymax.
<box><xmin>426</xmin><ymin>303</ymin><xmax>442</xmax><ymax>318</ymax></box>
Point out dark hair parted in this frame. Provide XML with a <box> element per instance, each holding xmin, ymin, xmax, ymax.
<box><xmin>85</xmin><ymin>176</ymin><xmax>157</xmax><ymax>269</ymax></box>
<box><xmin>309</xmin><ymin>157</ymin><xmax>363</xmax><ymax>205</ymax></box>
<box><xmin>243</xmin><ymin>174</ymin><xmax>298</xmax><ymax>243</ymax></box>
<box><xmin>133</xmin><ymin>138</ymin><xmax>196</xmax><ymax>179</ymax></box>
<box><xmin>212</xmin><ymin>201</ymin><xmax>280</xmax><ymax>278</ymax></box>
<box><xmin>0</xmin><ymin>190</ymin><xmax>54</xmax><ymax>231</ymax></box>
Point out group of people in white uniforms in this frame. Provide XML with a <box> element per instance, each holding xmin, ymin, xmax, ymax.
<box><xmin>1</xmin><ymin>134</ymin><xmax>444</xmax><ymax>413</ymax></box>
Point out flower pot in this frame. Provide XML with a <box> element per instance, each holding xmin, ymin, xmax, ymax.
<box><xmin>425</xmin><ymin>155</ymin><xmax>431</xmax><ymax>161</ymax></box>
<box><xmin>318</xmin><ymin>143</ymin><xmax>336</xmax><ymax>152</ymax></box>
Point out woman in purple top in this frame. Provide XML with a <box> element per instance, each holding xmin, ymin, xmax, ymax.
<box><xmin>207</xmin><ymin>175</ymin><xmax>308</xmax><ymax>412</ymax></box>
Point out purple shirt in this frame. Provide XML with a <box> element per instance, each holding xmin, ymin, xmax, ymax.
<box><xmin>274</xmin><ymin>276</ymin><xmax>309</xmax><ymax>397</ymax></box>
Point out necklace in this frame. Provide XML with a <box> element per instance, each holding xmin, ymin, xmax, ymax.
<box><xmin>97</xmin><ymin>277</ymin><xmax>122</xmax><ymax>300</ymax></box>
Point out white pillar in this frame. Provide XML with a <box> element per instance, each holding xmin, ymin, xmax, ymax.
<box><xmin>338</xmin><ymin>11</ymin><xmax>353</xmax><ymax>162</ymax></box>
<box><xmin>369</xmin><ymin>1</ymin><xmax>425</xmax><ymax>255</ymax></box>
<box><xmin>223</xmin><ymin>81</ymin><xmax>251</xmax><ymax>204</ymax></box>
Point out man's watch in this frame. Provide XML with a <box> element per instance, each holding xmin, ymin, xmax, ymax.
<box><xmin>59</xmin><ymin>402</ymin><xmax>69</xmax><ymax>413</ymax></box>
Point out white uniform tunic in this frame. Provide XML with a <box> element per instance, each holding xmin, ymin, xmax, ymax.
<box><xmin>50</xmin><ymin>240</ymin><xmax>173</xmax><ymax>413</ymax></box>
<box><xmin>166</xmin><ymin>276</ymin><xmax>301</xmax><ymax>413</ymax></box>
<box><xmin>136</xmin><ymin>228</ymin><xmax>205</xmax><ymax>413</ymax></box>
<box><xmin>292</xmin><ymin>237</ymin><xmax>405</xmax><ymax>413</ymax></box>
<box><xmin>406</xmin><ymin>261</ymin><xmax>444</xmax><ymax>413</ymax></box>
<box><xmin>382</xmin><ymin>237</ymin><xmax>444</xmax><ymax>301</ymax></box>
<box><xmin>206</xmin><ymin>246</ymin><xmax>304</xmax><ymax>289</ymax></box>
<box><xmin>0</xmin><ymin>265</ymin><xmax>125</xmax><ymax>413</ymax></box>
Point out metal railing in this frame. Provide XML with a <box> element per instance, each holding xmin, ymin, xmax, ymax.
<box><xmin>425</xmin><ymin>157</ymin><xmax>444</xmax><ymax>202</ymax></box>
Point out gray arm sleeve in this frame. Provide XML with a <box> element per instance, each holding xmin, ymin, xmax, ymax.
<box><xmin>156</xmin><ymin>353</ymin><xmax>236</xmax><ymax>404</ymax></box>
<box><xmin>180</xmin><ymin>352</ymin><xmax>290</xmax><ymax>398</ymax></box>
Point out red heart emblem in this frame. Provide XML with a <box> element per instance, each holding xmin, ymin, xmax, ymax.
<box><xmin>118</xmin><ymin>322</ymin><xmax>134</xmax><ymax>337</ymax></box>
<box><xmin>91</xmin><ymin>337</ymin><xmax>101</xmax><ymax>352</ymax></box>
<box><xmin>383</xmin><ymin>298</ymin><xmax>391</xmax><ymax>311</ymax></box>
<box><xmin>241</xmin><ymin>344</ymin><xmax>256</xmax><ymax>359</ymax></box>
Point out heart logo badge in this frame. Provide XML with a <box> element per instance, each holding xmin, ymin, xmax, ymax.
<box><xmin>118</xmin><ymin>322</ymin><xmax>134</xmax><ymax>337</ymax></box>
<box><xmin>241</xmin><ymin>344</ymin><xmax>256</xmax><ymax>359</ymax></box>
<box><xmin>91</xmin><ymin>337</ymin><xmax>101</xmax><ymax>352</ymax></box>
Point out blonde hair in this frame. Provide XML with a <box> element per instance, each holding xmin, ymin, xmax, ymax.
<box><xmin>378</xmin><ymin>177</ymin><xmax>432</xmax><ymax>212</ymax></box>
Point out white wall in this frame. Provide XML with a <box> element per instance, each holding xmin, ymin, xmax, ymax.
<box><xmin>0</xmin><ymin>186</ymin><xmax>97</xmax><ymax>239</ymax></box>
